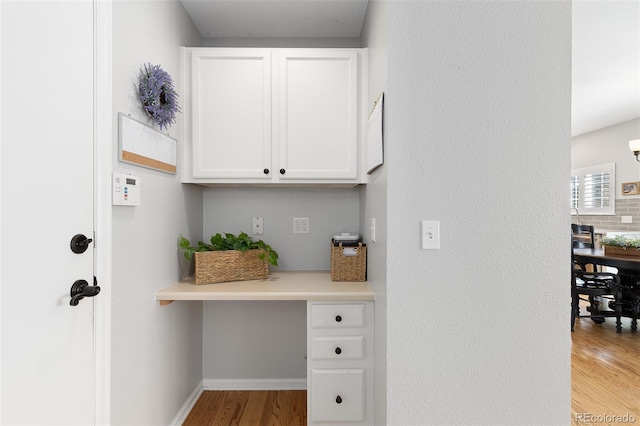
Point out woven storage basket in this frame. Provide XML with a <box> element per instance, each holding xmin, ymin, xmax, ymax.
<box><xmin>194</xmin><ymin>249</ymin><xmax>268</xmax><ymax>284</ymax></box>
<box><xmin>331</xmin><ymin>241</ymin><xmax>366</xmax><ymax>282</ymax></box>
<box><xmin>603</xmin><ymin>245</ymin><xmax>640</xmax><ymax>258</ymax></box>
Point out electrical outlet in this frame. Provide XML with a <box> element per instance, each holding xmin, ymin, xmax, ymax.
<box><xmin>293</xmin><ymin>217</ymin><xmax>310</xmax><ymax>234</ymax></box>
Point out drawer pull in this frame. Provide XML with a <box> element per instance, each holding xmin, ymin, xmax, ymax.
<box><xmin>336</xmin><ymin>395</ymin><xmax>343</xmax><ymax>404</ymax></box>
<box><xmin>335</xmin><ymin>315</ymin><xmax>342</xmax><ymax>323</ymax></box>
<box><xmin>335</xmin><ymin>347</ymin><xmax>342</xmax><ymax>355</ymax></box>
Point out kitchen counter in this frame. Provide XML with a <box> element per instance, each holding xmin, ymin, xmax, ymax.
<box><xmin>156</xmin><ymin>270</ymin><xmax>374</xmax><ymax>305</ymax></box>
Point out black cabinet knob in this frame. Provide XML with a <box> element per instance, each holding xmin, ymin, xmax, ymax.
<box><xmin>263</xmin><ymin>168</ymin><xmax>269</xmax><ymax>175</ymax></box>
<box><xmin>335</xmin><ymin>315</ymin><xmax>342</xmax><ymax>323</ymax></box>
<box><xmin>279</xmin><ymin>168</ymin><xmax>286</xmax><ymax>175</ymax></box>
<box><xmin>336</xmin><ymin>395</ymin><xmax>342</xmax><ymax>404</ymax></box>
<box><xmin>335</xmin><ymin>347</ymin><xmax>342</xmax><ymax>355</ymax></box>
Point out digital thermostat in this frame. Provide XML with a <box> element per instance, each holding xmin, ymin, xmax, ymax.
<box><xmin>113</xmin><ymin>173</ymin><xmax>141</xmax><ymax>206</ymax></box>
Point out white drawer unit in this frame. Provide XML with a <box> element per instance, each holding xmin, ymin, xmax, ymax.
<box><xmin>307</xmin><ymin>301</ymin><xmax>374</xmax><ymax>425</ymax></box>
<box><xmin>310</xmin><ymin>369</ymin><xmax>365</xmax><ymax>422</ymax></box>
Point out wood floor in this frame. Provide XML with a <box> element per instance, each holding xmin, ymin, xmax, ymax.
<box><xmin>571</xmin><ymin>314</ymin><xmax>640</xmax><ymax>425</ymax></box>
<box><xmin>183</xmin><ymin>390</ymin><xmax>306</xmax><ymax>426</ymax></box>
<box><xmin>183</xmin><ymin>315</ymin><xmax>639</xmax><ymax>425</ymax></box>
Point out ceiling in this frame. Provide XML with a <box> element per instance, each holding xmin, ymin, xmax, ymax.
<box><xmin>572</xmin><ymin>0</ymin><xmax>639</xmax><ymax>137</ymax></box>
<box><xmin>179</xmin><ymin>0</ymin><xmax>640</xmax><ymax>137</ymax></box>
<box><xmin>179</xmin><ymin>0</ymin><xmax>369</xmax><ymax>38</ymax></box>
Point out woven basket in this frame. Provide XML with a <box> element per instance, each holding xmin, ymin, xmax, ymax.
<box><xmin>603</xmin><ymin>245</ymin><xmax>640</xmax><ymax>258</ymax></box>
<box><xmin>331</xmin><ymin>241</ymin><xmax>366</xmax><ymax>282</ymax></box>
<box><xmin>194</xmin><ymin>249</ymin><xmax>268</xmax><ymax>284</ymax></box>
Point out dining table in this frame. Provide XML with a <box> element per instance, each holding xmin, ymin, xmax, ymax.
<box><xmin>573</xmin><ymin>248</ymin><xmax>640</xmax><ymax>331</ymax></box>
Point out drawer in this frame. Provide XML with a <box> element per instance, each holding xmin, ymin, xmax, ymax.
<box><xmin>311</xmin><ymin>304</ymin><xmax>364</xmax><ymax>328</ymax></box>
<box><xmin>310</xmin><ymin>369</ymin><xmax>365</xmax><ymax>422</ymax></box>
<box><xmin>311</xmin><ymin>336</ymin><xmax>364</xmax><ymax>360</ymax></box>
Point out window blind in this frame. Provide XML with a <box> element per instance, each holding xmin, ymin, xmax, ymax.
<box><xmin>570</xmin><ymin>163</ymin><xmax>615</xmax><ymax>215</ymax></box>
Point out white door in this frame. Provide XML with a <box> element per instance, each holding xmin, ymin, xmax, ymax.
<box><xmin>1</xmin><ymin>1</ymin><xmax>98</xmax><ymax>424</ymax></box>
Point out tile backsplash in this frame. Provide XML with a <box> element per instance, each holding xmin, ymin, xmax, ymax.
<box><xmin>575</xmin><ymin>198</ymin><xmax>640</xmax><ymax>232</ymax></box>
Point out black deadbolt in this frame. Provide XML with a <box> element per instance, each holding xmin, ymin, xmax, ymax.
<box><xmin>70</xmin><ymin>234</ymin><xmax>93</xmax><ymax>254</ymax></box>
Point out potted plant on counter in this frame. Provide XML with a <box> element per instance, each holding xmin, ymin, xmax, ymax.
<box><xmin>599</xmin><ymin>235</ymin><xmax>640</xmax><ymax>257</ymax></box>
<box><xmin>179</xmin><ymin>232</ymin><xmax>279</xmax><ymax>284</ymax></box>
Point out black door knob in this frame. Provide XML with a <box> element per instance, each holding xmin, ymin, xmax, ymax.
<box><xmin>279</xmin><ymin>168</ymin><xmax>285</xmax><ymax>175</ymax></box>
<box><xmin>335</xmin><ymin>315</ymin><xmax>342</xmax><ymax>322</ymax></box>
<box><xmin>336</xmin><ymin>395</ymin><xmax>343</xmax><ymax>404</ymax></box>
<box><xmin>70</xmin><ymin>279</ymin><xmax>101</xmax><ymax>306</ymax></box>
<box><xmin>263</xmin><ymin>168</ymin><xmax>269</xmax><ymax>175</ymax></box>
<box><xmin>70</xmin><ymin>234</ymin><xmax>93</xmax><ymax>254</ymax></box>
<box><xmin>335</xmin><ymin>347</ymin><xmax>342</xmax><ymax>355</ymax></box>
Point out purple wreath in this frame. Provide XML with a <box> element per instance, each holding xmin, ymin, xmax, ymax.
<box><xmin>138</xmin><ymin>63</ymin><xmax>180</xmax><ymax>130</ymax></box>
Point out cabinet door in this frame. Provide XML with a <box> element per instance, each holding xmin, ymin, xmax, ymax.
<box><xmin>192</xmin><ymin>49</ymin><xmax>272</xmax><ymax>179</ymax></box>
<box><xmin>277</xmin><ymin>50</ymin><xmax>358</xmax><ymax>180</ymax></box>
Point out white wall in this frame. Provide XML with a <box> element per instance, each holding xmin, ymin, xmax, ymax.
<box><xmin>359</xmin><ymin>0</ymin><xmax>388</xmax><ymax>423</ymax></box>
<box><xmin>572</xmin><ymin>118</ymin><xmax>640</xmax><ymax>198</ymax></box>
<box><xmin>110</xmin><ymin>2</ymin><xmax>204</xmax><ymax>424</ymax></box>
<box><xmin>200</xmin><ymin>187</ymin><xmax>359</xmax><ymax>382</ymax></box>
<box><xmin>386</xmin><ymin>2</ymin><xmax>571</xmax><ymax>424</ymax></box>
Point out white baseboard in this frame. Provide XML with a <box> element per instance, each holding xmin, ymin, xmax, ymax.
<box><xmin>203</xmin><ymin>378</ymin><xmax>307</xmax><ymax>390</ymax></box>
<box><xmin>169</xmin><ymin>381</ymin><xmax>204</xmax><ymax>426</ymax></box>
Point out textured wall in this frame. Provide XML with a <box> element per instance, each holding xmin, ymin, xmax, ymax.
<box><xmin>386</xmin><ymin>1</ymin><xmax>571</xmax><ymax>424</ymax></box>
<box><xmin>360</xmin><ymin>0</ymin><xmax>389</xmax><ymax>423</ymax></box>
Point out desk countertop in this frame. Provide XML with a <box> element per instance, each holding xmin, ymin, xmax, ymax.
<box><xmin>156</xmin><ymin>271</ymin><xmax>374</xmax><ymax>305</ymax></box>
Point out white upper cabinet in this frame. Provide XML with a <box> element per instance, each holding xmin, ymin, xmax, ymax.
<box><xmin>191</xmin><ymin>49</ymin><xmax>272</xmax><ymax>180</ymax></box>
<box><xmin>181</xmin><ymin>47</ymin><xmax>366</xmax><ymax>185</ymax></box>
<box><xmin>276</xmin><ymin>49</ymin><xmax>358</xmax><ymax>181</ymax></box>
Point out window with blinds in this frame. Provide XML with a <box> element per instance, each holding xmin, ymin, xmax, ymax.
<box><xmin>570</xmin><ymin>162</ymin><xmax>615</xmax><ymax>215</ymax></box>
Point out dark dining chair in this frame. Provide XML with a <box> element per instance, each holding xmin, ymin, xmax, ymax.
<box><xmin>571</xmin><ymin>223</ymin><xmax>595</xmax><ymax>249</ymax></box>
<box><xmin>572</xmin><ymin>224</ymin><xmax>598</xmax><ymax>272</ymax></box>
<box><xmin>571</xmin><ymin>250</ymin><xmax>622</xmax><ymax>332</ymax></box>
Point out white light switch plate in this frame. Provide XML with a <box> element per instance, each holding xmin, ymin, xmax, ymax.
<box><xmin>421</xmin><ymin>220</ymin><xmax>440</xmax><ymax>249</ymax></box>
<box><xmin>370</xmin><ymin>218</ymin><xmax>376</xmax><ymax>243</ymax></box>
<box><xmin>252</xmin><ymin>217</ymin><xmax>264</xmax><ymax>235</ymax></box>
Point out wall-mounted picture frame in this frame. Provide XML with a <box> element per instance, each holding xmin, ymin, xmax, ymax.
<box><xmin>621</xmin><ymin>181</ymin><xmax>640</xmax><ymax>195</ymax></box>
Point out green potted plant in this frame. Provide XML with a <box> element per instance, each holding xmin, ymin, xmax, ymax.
<box><xmin>179</xmin><ymin>232</ymin><xmax>279</xmax><ymax>284</ymax></box>
<box><xmin>599</xmin><ymin>235</ymin><xmax>640</xmax><ymax>257</ymax></box>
